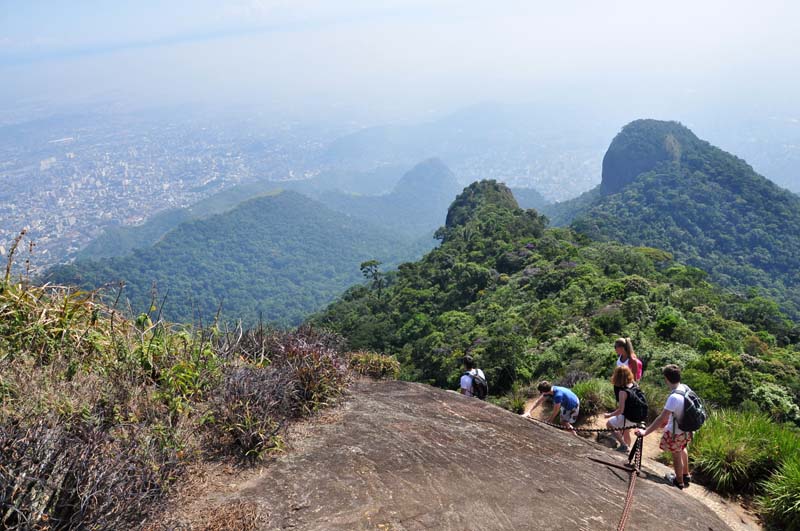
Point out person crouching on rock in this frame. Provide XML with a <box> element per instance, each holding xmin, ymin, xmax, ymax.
<box><xmin>524</xmin><ymin>381</ymin><xmax>580</xmax><ymax>436</ymax></box>
<box><xmin>604</xmin><ymin>365</ymin><xmax>637</xmax><ymax>452</ymax></box>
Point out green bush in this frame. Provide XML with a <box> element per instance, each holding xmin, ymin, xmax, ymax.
<box><xmin>637</xmin><ymin>380</ymin><xmax>670</xmax><ymax>423</ymax></box>
<box><xmin>691</xmin><ymin>410</ymin><xmax>800</xmax><ymax>494</ymax></box>
<box><xmin>572</xmin><ymin>378</ymin><xmax>616</xmax><ymax>417</ymax></box>
<box><xmin>758</xmin><ymin>455</ymin><xmax>800</xmax><ymax>530</ymax></box>
<box><xmin>349</xmin><ymin>351</ymin><xmax>401</xmax><ymax>379</ymax></box>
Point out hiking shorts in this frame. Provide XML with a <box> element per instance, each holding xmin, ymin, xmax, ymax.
<box><xmin>660</xmin><ymin>431</ymin><xmax>691</xmax><ymax>452</ymax></box>
<box><xmin>560</xmin><ymin>405</ymin><xmax>579</xmax><ymax>424</ymax></box>
<box><xmin>608</xmin><ymin>415</ymin><xmax>637</xmax><ymax>429</ymax></box>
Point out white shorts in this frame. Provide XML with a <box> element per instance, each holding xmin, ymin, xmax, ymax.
<box><xmin>608</xmin><ymin>415</ymin><xmax>637</xmax><ymax>429</ymax></box>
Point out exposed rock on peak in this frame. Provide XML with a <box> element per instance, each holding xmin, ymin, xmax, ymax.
<box><xmin>601</xmin><ymin>119</ymin><xmax>699</xmax><ymax>194</ymax></box>
<box><xmin>228</xmin><ymin>380</ymin><xmax>730</xmax><ymax>530</ymax></box>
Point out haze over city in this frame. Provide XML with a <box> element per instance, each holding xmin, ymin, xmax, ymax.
<box><xmin>2</xmin><ymin>1</ymin><xmax>800</xmax><ymax>267</ymax></box>
<box><xmin>3</xmin><ymin>1</ymin><xmax>799</xmax><ymax>121</ymax></box>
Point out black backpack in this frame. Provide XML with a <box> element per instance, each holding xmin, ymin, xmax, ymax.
<box><xmin>466</xmin><ymin>370</ymin><xmax>488</xmax><ymax>400</ymax></box>
<box><xmin>671</xmin><ymin>387</ymin><xmax>707</xmax><ymax>432</ymax></box>
<box><xmin>622</xmin><ymin>385</ymin><xmax>648</xmax><ymax>423</ymax></box>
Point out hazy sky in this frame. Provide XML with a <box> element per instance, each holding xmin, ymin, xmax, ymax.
<box><xmin>2</xmin><ymin>1</ymin><xmax>799</xmax><ymax>121</ymax></box>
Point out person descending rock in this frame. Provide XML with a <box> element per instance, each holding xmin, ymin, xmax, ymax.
<box><xmin>635</xmin><ymin>364</ymin><xmax>694</xmax><ymax>490</ymax></box>
<box><xmin>604</xmin><ymin>365</ymin><xmax>647</xmax><ymax>453</ymax></box>
<box><xmin>524</xmin><ymin>381</ymin><xmax>580</xmax><ymax>436</ymax></box>
<box><xmin>614</xmin><ymin>337</ymin><xmax>643</xmax><ymax>382</ymax></box>
<box><xmin>459</xmin><ymin>355</ymin><xmax>488</xmax><ymax>399</ymax></box>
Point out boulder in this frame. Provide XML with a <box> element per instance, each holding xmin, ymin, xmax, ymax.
<box><xmin>234</xmin><ymin>380</ymin><xmax>729</xmax><ymax>530</ymax></box>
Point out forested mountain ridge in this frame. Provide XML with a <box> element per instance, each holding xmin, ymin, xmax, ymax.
<box><xmin>318</xmin><ymin>158</ymin><xmax>463</xmax><ymax>237</ymax></box>
<box><xmin>77</xmin><ymin>159</ymin><xmax>463</xmax><ymax>260</ymax></box>
<box><xmin>312</xmin><ymin>180</ymin><xmax>800</xmax><ymax>421</ymax></box>
<box><xmin>46</xmin><ymin>191</ymin><xmax>427</xmax><ymax>325</ymax></box>
<box><xmin>544</xmin><ymin>119</ymin><xmax>800</xmax><ymax>317</ymax></box>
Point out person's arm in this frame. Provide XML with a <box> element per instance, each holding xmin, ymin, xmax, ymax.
<box><xmin>523</xmin><ymin>395</ymin><xmax>545</xmax><ymax>416</ymax></box>
<box><xmin>604</xmin><ymin>391</ymin><xmax>626</xmax><ymax>418</ymax></box>
<box><xmin>635</xmin><ymin>408</ymin><xmax>670</xmax><ymax>438</ymax></box>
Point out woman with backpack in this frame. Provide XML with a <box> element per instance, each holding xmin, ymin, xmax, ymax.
<box><xmin>615</xmin><ymin>337</ymin><xmax>642</xmax><ymax>382</ymax></box>
<box><xmin>604</xmin><ymin>365</ymin><xmax>647</xmax><ymax>453</ymax></box>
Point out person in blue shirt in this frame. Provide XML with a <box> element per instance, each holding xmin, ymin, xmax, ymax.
<box><xmin>523</xmin><ymin>381</ymin><xmax>580</xmax><ymax>436</ymax></box>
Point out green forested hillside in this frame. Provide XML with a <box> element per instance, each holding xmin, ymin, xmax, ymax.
<box><xmin>318</xmin><ymin>158</ymin><xmax>463</xmax><ymax>237</ymax></box>
<box><xmin>545</xmin><ymin>119</ymin><xmax>800</xmax><ymax>317</ymax></box>
<box><xmin>48</xmin><ymin>191</ymin><xmax>428</xmax><ymax>325</ymax></box>
<box><xmin>312</xmin><ymin>180</ymin><xmax>800</xmax><ymax>422</ymax></box>
<box><xmin>78</xmin><ymin>160</ymin><xmax>447</xmax><ymax>260</ymax></box>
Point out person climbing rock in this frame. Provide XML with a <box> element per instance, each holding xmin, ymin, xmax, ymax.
<box><xmin>604</xmin><ymin>365</ymin><xmax>642</xmax><ymax>453</ymax></box>
<box><xmin>523</xmin><ymin>381</ymin><xmax>580</xmax><ymax>436</ymax></box>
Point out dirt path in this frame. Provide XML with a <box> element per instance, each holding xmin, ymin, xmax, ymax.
<box><xmin>522</xmin><ymin>398</ymin><xmax>761</xmax><ymax>531</ymax></box>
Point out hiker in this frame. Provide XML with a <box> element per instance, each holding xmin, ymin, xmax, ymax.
<box><xmin>634</xmin><ymin>365</ymin><xmax>697</xmax><ymax>490</ymax></box>
<box><xmin>523</xmin><ymin>381</ymin><xmax>580</xmax><ymax>436</ymax></box>
<box><xmin>604</xmin><ymin>365</ymin><xmax>646</xmax><ymax>453</ymax></box>
<box><xmin>615</xmin><ymin>337</ymin><xmax>642</xmax><ymax>382</ymax></box>
<box><xmin>459</xmin><ymin>355</ymin><xmax>488</xmax><ymax>399</ymax></box>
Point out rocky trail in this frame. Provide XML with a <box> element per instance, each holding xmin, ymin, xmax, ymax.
<box><xmin>149</xmin><ymin>381</ymin><xmax>741</xmax><ymax>530</ymax></box>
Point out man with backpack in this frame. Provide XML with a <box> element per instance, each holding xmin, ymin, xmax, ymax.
<box><xmin>459</xmin><ymin>355</ymin><xmax>488</xmax><ymax>399</ymax></box>
<box><xmin>635</xmin><ymin>364</ymin><xmax>706</xmax><ymax>490</ymax></box>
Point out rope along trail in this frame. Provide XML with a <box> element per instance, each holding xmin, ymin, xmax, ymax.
<box><xmin>523</xmin><ymin>416</ymin><xmax>644</xmax><ymax>531</ymax></box>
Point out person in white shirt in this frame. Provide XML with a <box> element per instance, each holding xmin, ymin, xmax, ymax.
<box><xmin>635</xmin><ymin>364</ymin><xmax>692</xmax><ymax>489</ymax></box>
<box><xmin>459</xmin><ymin>355</ymin><xmax>485</xmax><ymax>397</ymax></box>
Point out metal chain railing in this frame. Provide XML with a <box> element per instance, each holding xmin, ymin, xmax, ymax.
<box><xmin>522</xmin><ymin>415</ymin><xmax>646</xmax><ymax>531</ymax></box>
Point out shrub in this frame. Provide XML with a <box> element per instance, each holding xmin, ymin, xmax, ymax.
<box><xmin>749</xmin><ymin>382</ymin><xmax>800</xmax><ymax>425</ymax></box>
<box><xmin>758</xmin><ymin>455</ymin><xmax>800</xmax><ymax>530</ymax></box>
<box><xmin>208</xmin><ymin>328</ymin><xmax>350</xmax><ymax>458</ymax></box>
<box><xmin>654</xmin><ymin>307</ymin><xmax>683</xmax><ymax>339</ymax></box>
<box><xmin>638</xmin><ymin>380</ymin><xmax>670</xmax><ymax>423</ymax></box>
<box><xmin>349</xmin><ymin>351</ymin><xmax>400</xmax><ymax>379</ymax></box>
<box><xmin>0</xmin><ymin>414</ymin><xmax>181</xmax><ymax>530</ymax></box>
<box><xmin>572</xmin><ymin>378</ymin><xmax>616</xmax><ymax>417</ymax></box>
<box><xmin>691</xmin><ymin>410</ymin><xmax>800</xmax><ymax>494</ymax></box>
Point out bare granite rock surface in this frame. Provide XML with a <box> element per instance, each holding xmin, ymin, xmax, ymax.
<box><xmin>236</xmin><ymin>379</ymin><xmax>731</xmax><ymax>530</ymax></box>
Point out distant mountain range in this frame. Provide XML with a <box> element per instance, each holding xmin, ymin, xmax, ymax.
<box><xmin>544</xmin><ymin>119</ymin><xmax>800</xmax><ymax>318</ymax></box>
<box><xmin>78</xmin><ymin>157</ymin><xmax>548</xmax><ymax>260</ymax></box>
<box><xmin>47</xmin><ymin>191</ymin><xmax>429</xmax><ymax>325</ymax></box>
<box><xmin>321</xmin><ymin>102</ymin><xmax>613</xmax><ymax>201</ymax></box>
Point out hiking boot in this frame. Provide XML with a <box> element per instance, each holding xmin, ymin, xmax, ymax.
<box><xmin>615</xmin><ymin>444</ymin><xmax>629</xmax><ymax>453</ymax></box>
<box><xmin>683</xmin><ymin>474</ymin><xmax>692</xmax><ymax>486</ymax></box>
<box><xmin>665</xmin><ymin>473</ymin><xmax>685</xmax><ymax>490</ymax></box>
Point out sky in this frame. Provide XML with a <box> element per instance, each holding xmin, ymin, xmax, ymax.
<box><xmin>2</xmin><ymin>1</ymin><xmax>799</xmax><ymax>122</ymax></box>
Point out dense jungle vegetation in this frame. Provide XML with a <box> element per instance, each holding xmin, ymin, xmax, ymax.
<box><xmin>313</xmin><ymin>180</ymin><xmax>800</xmax><ymax>528</ymax></box>
<box><xmin>548</xmin><ymin>119</ymin><xmax>800</xmax><ymax>319</ymax></box>
<box><xmin>46</xmin><ymin>191</ymin><xmax>428</xmax><ymax>326</ymax></box>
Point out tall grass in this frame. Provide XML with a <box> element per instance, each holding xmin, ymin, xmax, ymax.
<box><xmin>691</xmin><ymin>409</ymin><xmax>800</xmax><ymax>494</ymax></box>
<box><xmin>758</xmin><ymin>455</ymin><xmax>800</xmax><ymax>530</ymax></box>
<box><xmin>572</xmin><ymin>378</ymin><xmax>617</xmax><ymax>417</ymax></box>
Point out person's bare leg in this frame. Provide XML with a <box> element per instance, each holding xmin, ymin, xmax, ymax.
<box><xmin>681</xmin><ymin>446</ymin><xmax>690</xmax><ymax>476</ymax></box>
<box><xmin>672</xmin><ymin>450</ymin><xmax>685</xmax><ymax>486</ymax></box>
<box><xmin>622</xmin><ymin>428</ymin><xmax>632</xmax><ymax>447</ymax></box>
<box><xmin>608</xmin><ymin>420</ymin><xmax>625</xmax><ymax>446</ymax></box>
